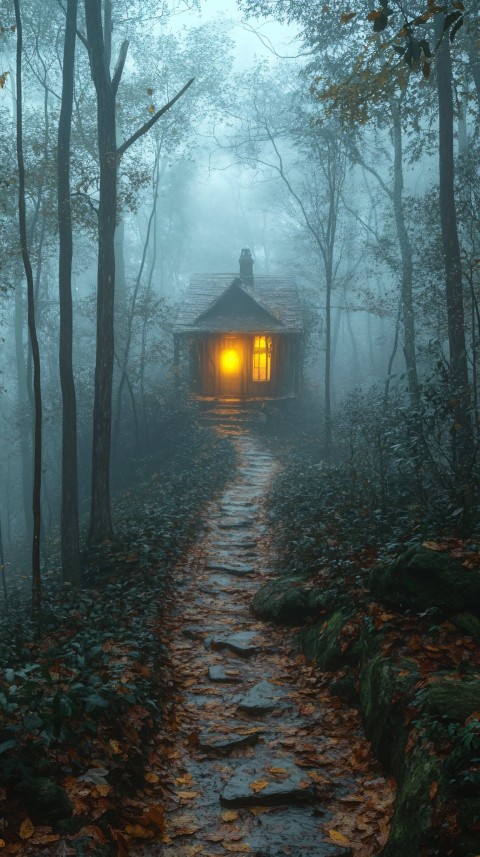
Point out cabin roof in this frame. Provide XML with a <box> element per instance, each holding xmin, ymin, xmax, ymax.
<box><xmin>174</xmin><ymin>273</ymin><xmax>303</xmax><ymax>333</ymax></box>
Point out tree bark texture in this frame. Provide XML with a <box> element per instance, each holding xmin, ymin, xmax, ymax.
<box><xmin>435</xmin><ymin>16</ymin><xmax>473</xmax><ymax>489</ymax></box>
<box><xmin>14</xmin><ymin>0</ymin><xmax>43</xmax><ymax>614</ymax></box>
<box><xmin>58</xmin><ymin>0</ymin><xmax>81</xmax><ymax>582</ymax></box>
<box><xmin>85</xmin><ymin>0</ymin><xmax>117</xmax><ymax>542</ymax></box>
<box><xmin>435</xmin><ymin>27</ymin><xmax>470</xmax><ymax>391</ymax></box>
<box><xmin>390</xmin><ymin>99</ymin><xmax>419</xmax><ymax>404</ymax></box>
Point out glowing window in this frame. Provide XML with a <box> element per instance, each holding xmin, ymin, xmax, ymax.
<box><xmin>221</xmin><ymin>338</ymin><xmax>241</xmax><ymax>374</ymax></box>
<box><xmin>252</xmin><ymin>335</ymin><xmax>272</xmax><ymax>382</ymax></box>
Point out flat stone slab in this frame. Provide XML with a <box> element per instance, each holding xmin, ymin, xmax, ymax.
<box><xmin>237</xmin><ymin>680</ymin><xmax>289</xmax><ymax>714</ymax></box>
<box><xmin>215</xmin><ymin>540</ymin><xmax>257</xmax><ymax>551</ymax></box>
<box><xmin>198</xmin><ymin>730</ymin><xmax>261</xmax><ymax>753</ymax></box>
<box><xmin>220</xmin><ymin>760</ymin><xmax>317</xmax><ymax>807</ymax></box>
<box><xmin>207</xmin><ymin>560</ymin><xmax>255</xmax><ymax>576</ymax></box>
<box><xmin>218</xmin><ymin>518</ymin><xmax>252</xmax><ymax>530</ymax></box>
<box><xmin>208</xmin><ymin>665</ymin><xmax>244</xmax><ymax>683</ymax></box>
<box><xmin>210</xmin><ymin>631</ymin><xmax>262</xmax><ymax>658</ymax></box>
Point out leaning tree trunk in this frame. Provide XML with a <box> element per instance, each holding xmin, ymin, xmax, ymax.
<box><xmin>435</xmin><ymin>16</ymin><xmax>473</xmax><ymax>498</ymax></box>
<box><xmin>58</xmin><ymin>0</ymin><xmax>81</xmax><ymax>583</ymax></box>
<box><xmin>14</xmin><ymin>0</ymin><xmax>42</xmax><ymax>614</ymax></box>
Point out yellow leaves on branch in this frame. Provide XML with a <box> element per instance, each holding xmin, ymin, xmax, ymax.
<box><xmin>0</xmin><ymin>71</ymin><xmax>9</xmax><ymax>89</ymax></box>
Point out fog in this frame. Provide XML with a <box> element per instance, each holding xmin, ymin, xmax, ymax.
<box><xmin>0</xmin><ymin>0</ymin><xmax>478</xmax><ymax>570</ymax></box>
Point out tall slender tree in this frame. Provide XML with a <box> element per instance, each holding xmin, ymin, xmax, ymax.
<box><xmin>13</xmin><ymin>0</ymin><xmax>42</xmax><ymax>613</ymax></box>
<box><xmin>58</xmin><ymin>0</ymin><xmax>81</xmax><ymax>583</ymax></box>
<box><xmin>83</xmin><ymin>0</ymin><xmax>193</xmax><ymax>544</ymax></box>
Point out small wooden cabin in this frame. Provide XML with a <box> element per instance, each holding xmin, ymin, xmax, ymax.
<box><xmin>173</xmin><ymin>249</ymin><xmax>303</xmax><ymax>399</ymax></box>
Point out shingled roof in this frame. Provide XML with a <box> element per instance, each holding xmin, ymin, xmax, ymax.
<box><xmin>174</xmin><ymin>273</ymin><xmax>303</xmax><ymax>333</ymax></box>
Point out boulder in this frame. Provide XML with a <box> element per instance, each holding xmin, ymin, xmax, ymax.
<box><xmin>371</xmin><ymin>546</ymin><xmax>480</xmax><ymax>616</ymax></box>
<box><xmin>251</xmin><ymin>576</ymin><xmax>311</xmax><ymax>624</ymax></box>
<box><xmin>301</xmin><ymin>608</ymin><xmax>356</xmax><ymax>671</ymax></box>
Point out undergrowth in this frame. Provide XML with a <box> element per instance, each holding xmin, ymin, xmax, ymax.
<box><xmin>0</xmin><ymin>407</ymin><xmax>235</xmax><ymax>849</ymax></box>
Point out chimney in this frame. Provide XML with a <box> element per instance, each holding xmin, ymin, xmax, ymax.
<box><xmin>239</xmin><ymin>247</ymin><xmax>254</xmax><ymax>288</ymax></box>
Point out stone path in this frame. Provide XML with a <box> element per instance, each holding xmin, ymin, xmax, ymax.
<box><xmin>145</xmin><ymin>432</ymin><xmax>394</xmax><ymax>857</ymax></box>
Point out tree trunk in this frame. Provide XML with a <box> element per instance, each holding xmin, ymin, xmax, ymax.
<box><xmin>58</xmin><ymin>0</ymin><xmax>81</xmax><ymax>583</ymax></box>
<box><xmin>435</xmin><ymin>16</ymin><xmax>473</xmax><ymax>493</ymax></box>
<box><xmin>14</xmin><ymin>0</ymin><xmax>43</xmax><ymax>615</ymax></box>
<box><xmin>85</xmin><ymin>0</ymin><xmax>118</xmax><ymax>543</ymax></box>
<box><xmin>390</xmin><ymin>99</ymin><xmax>419</xmax><ymax>404</ymax></box>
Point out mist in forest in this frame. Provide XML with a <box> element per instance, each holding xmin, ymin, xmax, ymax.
<box><xmin>0</xmin><ymin>0</ymin><xmax>478</xmax><ymax>577</ymax></box>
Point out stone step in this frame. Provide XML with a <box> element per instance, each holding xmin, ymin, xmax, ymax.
<box><xmin>206</xmin><ymin>560</ymin><xmax>256</xmax><ymax>576</ymax></box>
<box><xmin>198</xmin><ymin>729</ymin><xmax>262</xmax><ymax>754</ymax></box>
<box><xmin>210</xmin><ymin>632</ymin><xmax>263</xmax><ymax>658</ymax></box>
<box><xmin>220</xmin><ymin>760</ymin><xmax>319</xmax><ymax>807</ymax></box>
<box><xmin>208</xmin><ymin>665</ymin><xmax>244</xmax><ymax>683</ymax></box>
<box><xmin>237</xmin><ymin>680</ymin><xmax>289</xmax><ymax>715</ymax></box>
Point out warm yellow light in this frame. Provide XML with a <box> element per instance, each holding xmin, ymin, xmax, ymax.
<box><xmin>221</xmin><ymin>348</ymin><xmax>241</xmax><ymax>374</ymax></box>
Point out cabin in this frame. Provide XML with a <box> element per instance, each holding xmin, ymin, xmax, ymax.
<box><xmin>173</xmin><ymin>249</ymin><xmax>303</xmax><ymax>399</ymax></box>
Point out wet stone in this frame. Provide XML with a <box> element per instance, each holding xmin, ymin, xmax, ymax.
<box><xmin>237</xmin><ymin>680</ymin><xmax>289</xmax><ymax>715</ymax></box>
<box><xmin>219</xmin><ymin>518</ymin><xmax>252</xmax><ymax>530</ymax></box>
<box><xmin>206</xmin><ymin>560</ymin><xmax>256</xmax><ymax>576</ymax></box>
<box><xmin>198</xmin><ymin>729</ymin><xmax>261</xmax><ymax>753</ymax></box>
<box><xmin>247</xmin><ymin>808</ymin><xmax>352</xmax><ymax>857</ymax></box>
<box><xmin>214</xmin><ymin>540</ymin><xmax>258</xmax><ymax>551</ymax></box>
<box><xmin>210</xmin><ymin>632</ymin><xmax>262</xmax><ymax>658</ymax></box>
<box><xmin>220</xmin><ymin>760</ymin><xmax>317</xmax><ymax>807</ymax></box>
<box><xmin>208</xmin><ymin>665</ymin><xmax>244</xmax><ymax>683</ymax></box>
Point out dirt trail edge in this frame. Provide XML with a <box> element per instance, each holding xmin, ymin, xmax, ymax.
<box><xmin>144</xmin><ymin>432</ymin><xmax>395</xmax><ymax>857</ymax></box>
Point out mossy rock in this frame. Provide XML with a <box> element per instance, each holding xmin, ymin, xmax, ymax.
<box><xmin>382</xmin><ymin>743</ymin><xmax>441</xmax><ymax>857</ymax></box>
<box><xmin>371</xmin><ymin>546</ymin><xmax>480</xmax><ymax>616</ymax></box>
<box><xmin>301</xmin><ymin>608</ymin><xmax>355</xmax><ymax>671</ymax></box>
<box><xmin>452</xmin><ymin>612</ymin><xmax>480</xmax><ymax>638</ymax></box>
<box><xmin>21</xmin><ymin>777</ymin><xmax>72</xmax><ymax>824</ymax></box>
<box><xmin>329</xmin><ymin>674</ymin><xmax>358</xmax><ymax>704</ymax></box>
<box><xmin>360</xmin><ymin>655</ymin><xmax>418</xmax><ymax>778</ymax></box>
<box><xmin>422</xmin><ymin>680</ymin><xmax>480</xmax><ymax>723</ymax></box>
<box><xmin>251</xmin><ymin>576</ymin><xmax>311</xmax><ymax>624</ymax></box>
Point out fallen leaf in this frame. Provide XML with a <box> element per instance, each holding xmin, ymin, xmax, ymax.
<box><xmin>176</xmin><ymin>774</ymin><xmax>193</xmax><ymax>786</ymax></box>
<box><xmin>124</xmin><ymin>824</ymin><xmax>155</xmax><ymax>839</ymax></box>
<box><xmin>19</xmin><ymin>818</ymin><xmax>34</xmax><ymax>840</ymax></box>
<box><xmin>175</xmin><ymin>790</ymin><xmax>199</xmax><ymax>800</ymax></box>
<box><xmin>429</xmin><ymin>781</ymin><xmax>438</xmax><ymax>800</ymax></box>
<box><xmin>328</xmin><ymin>829</ymin><xmax>350</xmax><ymax>846</ymax></box>
<box><xmin>223</xmin><ymin>844</ymin><xmax>251</xmax><ymax>853</ymax></box>
<box><xmin>268</xmin><ymin>767</ymin><xmax>287</xmax><ymax>775</ymax></box>
<box><xmin>221</xmin><ymin>810</ymin><xmax>239</xmax><ymax>822</ymax></box>
<box><xmin>145</xmin><ymin>772</ymin><xmax>160</xmax><ymax>784</ymax></box>
<box><xmin>249</xmin><ymin>779</ymin><xmax>269</xmax><ymax>792</ymax></box>
<box><xmin>142</xmin><ymin>805</ymin><xmax>165</xmax><ymax>831</ymax></box>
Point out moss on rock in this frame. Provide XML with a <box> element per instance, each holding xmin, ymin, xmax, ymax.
<box><xmin>452</xmin><ymin>612</ymin><xmax>480</xmax><ymax>638</ymax></box>
<box><xmin>371</xmin><ymin>546</ymin><xmax>480</xmax><ymax>615</ymax></box>
<box><xmin>382</xmin><ymin>744</ymin><xmax>441</xmax><ymax>857</ymax></box>
<box><xmin>251</xmin><ymin>576</ymin><xmax>311</xmax><ymax>624</ymax></box>
<box><xmin>422</xmin><ymin>680</ymin><xmax>480</xmax><ymax>723</ymax></box>
<box><xmin>301</xmin><ymin>608</ymin><xmax>356</xmax><ymax>671</ymax></box>
<box><xmin>360</xmin><ymin>655</ymin><xmax>418</xmax><ymax>778</ymax></box>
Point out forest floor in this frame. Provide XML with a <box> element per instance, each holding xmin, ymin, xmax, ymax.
<box><xmin>130</xmin><ymin>422</ymin><xmax>395</xmax><ymax>857</ymax></box>
<box><xmin>2</xmin><ymin>405</ymin><xmax>479</xmax><ymax>857</ymax></box>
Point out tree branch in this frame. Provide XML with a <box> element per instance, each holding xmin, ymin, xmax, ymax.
<box><xmin>112</xmin><ymin>39</ymin><xmax>129</xmax><ymax>94</ymax></box>
<box><xmin>54</xmin><ymin>0</ymin><xmax>88</xmax><ymax>48</ymax></box>
<box><xmin>116</xmin><ymin>77</ymin><xmax>194</xmax><ymax>160</ymax></box>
